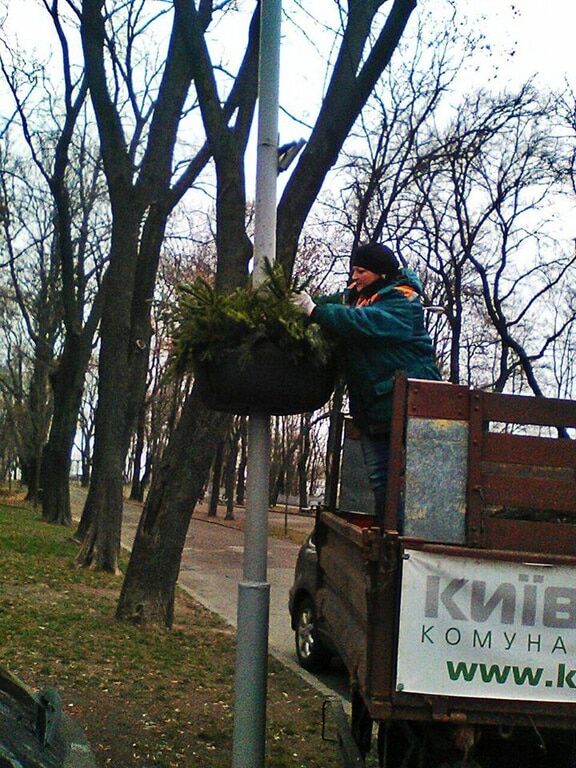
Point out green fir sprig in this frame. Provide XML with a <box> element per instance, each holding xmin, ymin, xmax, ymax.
<box><xmin>170</xmin><ymin>261</ymin><xmax>335</xmax><ymax>374</ymax></box>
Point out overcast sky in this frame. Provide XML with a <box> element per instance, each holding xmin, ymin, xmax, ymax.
<box><xmin>5</xmin><ymin>2</ymin><xmax>574</xmax><ymax>84</ymax></box>
<box><xmin>3</xmin><ymin>1</ymin><xmax>574</xmax><ymax>198</ymax></box>
<box><xmin>469</xmin><ymin>1</ymin><xmax>575</xmax><ymax>90</ymax></box>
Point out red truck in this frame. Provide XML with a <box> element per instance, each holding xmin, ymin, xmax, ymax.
<box><xmin>297</xmin><ymin>375</ymin><xmax>576</xmax><ymax>767</ymax></box>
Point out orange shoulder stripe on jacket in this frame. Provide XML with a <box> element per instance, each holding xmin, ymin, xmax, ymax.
<box><xmin>354</xmin><ymin>293</ymin><xmax>383</xmax><ymax>308</ymax></box>
<box><xmin>354</xmin><ymin>285</ymin><xmax>417</xmax><ymax>308</ymax></box>
<box><xmin>394</xmin><ymin>285</ymin><xmax>417</xmax><ymax>300</ymax></box>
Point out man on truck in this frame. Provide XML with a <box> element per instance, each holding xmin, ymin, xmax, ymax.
<box><xmin>292</xmin><ymin>242</ymin><xmax>441</xmax><ymax>527</ymax></box>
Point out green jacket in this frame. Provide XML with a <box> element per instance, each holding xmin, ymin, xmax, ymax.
<box><xmin>312</xmin><ymin>269</ymin><xmax>441</xmax><ymax>432</ymax></box>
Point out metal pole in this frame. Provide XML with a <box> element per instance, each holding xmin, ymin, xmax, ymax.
<box><xmin>231</xmin><ymin>0</ymin><xmax>281</xmax><ymax>766</ymax></box>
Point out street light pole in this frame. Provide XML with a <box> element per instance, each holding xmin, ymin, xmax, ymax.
<box><xmin>231</xmin><ymin>1</ymin><xmax>281</xmax><ymax>766</ymax></box>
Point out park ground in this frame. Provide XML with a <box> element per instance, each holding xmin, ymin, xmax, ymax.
<box><xmin>0</xmin><ymin>489</ymin><xmax>345</xmax><ymax>768</ymax></box>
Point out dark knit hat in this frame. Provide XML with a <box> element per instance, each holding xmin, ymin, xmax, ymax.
<box><xmin>351</xmin><ymin>243</ymin><xmax>399</xmax><ymax>276</ymax></box>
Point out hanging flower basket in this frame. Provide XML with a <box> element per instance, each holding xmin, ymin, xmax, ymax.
<box><xmin>170</xmin><ymin>262</ymin><xmax>337</xmax><ymax>415</ymax></box>
<box><xmin>194</xmin><ymin>340</ymin><xmax>336</xmax><ymax>415</ymax></box>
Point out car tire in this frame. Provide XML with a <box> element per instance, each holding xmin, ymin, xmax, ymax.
<box><xmin>294</xmin><ymin>596</ymin><xmax>331</xmax><ymax>672</ymax></box>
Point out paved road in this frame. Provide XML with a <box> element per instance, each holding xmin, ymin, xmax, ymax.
<box><xmin>182</xmin><ymin>516</ymin><xmax>299</xmax><ymax>656</ymax></box>
<box><xmin>70</xmin><ymin>487</ymin><xmax>349</xmax><ymax>699</ymax></box>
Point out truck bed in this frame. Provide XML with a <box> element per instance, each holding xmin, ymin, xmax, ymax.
<box><xmin>316</xmin><ymin>377</ymin><xmax>576</xmax><ymax>729</ymax></box>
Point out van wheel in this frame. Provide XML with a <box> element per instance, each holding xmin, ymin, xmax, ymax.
<box><xmin>294</xmin><ymin>597</ymin><xmax>331</xmax><ymax>672</ymax></box>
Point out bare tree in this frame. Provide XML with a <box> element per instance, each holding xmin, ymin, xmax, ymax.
<box><xmin>116</xmin><ymin>0</ymin><xmax>417</xmax><ymax>626</ymax></box>
<box><xmin>77</xmin><ymin>361</ymin><xmax>98</xmax><ymax>488</ymax></box>
<box><xmin>0</xmin><ymin>283</ymin><xmax>38</xmax><ymax>487</ymax></box>
<box><xmin>558</xmin><ymin>85</ymin><xmax>576</xmax><ymax>196</ymax></box>
<box><xmin>74</xmin><ymin>0</ymin><xmax>237</xmax><ymax>571</ymax></box>
<box><xmin>223</xmin><ymin>420</ymin><xmax>242</xmax><ymax>520</ymax></box>
<box><xmin>1</xmin><ymin>21</ymin><xmax>108</xmax><ymax>521</ymax></box>
<box><xmin>325</xmin><ymin>2</ymin><xmax>474</xmax><ymax>253</ymax></box>
<box><xmin>333</xmin><ymin>56</ymin><xmax>575</xmax><ymax>399</ymax></box>
<box><xmin>0</xmin><ymin>146</ymin><xmax>61</xmax><ymax>501</ymax></box>
<box><xmin>412</xmin><ymin>85</ymin><xmax>575</xmax><ymax>395</ymax></box>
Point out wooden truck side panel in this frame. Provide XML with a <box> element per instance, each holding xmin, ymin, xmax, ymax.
<box><xmin>316</xmin><ymin>516</ymin><xmax>374</xmax><ymax>688</ymax></box>
<box><xmin>316</xmin><ymin>377</ymin><xmax>576</xmax><ymax>729</ymax></box>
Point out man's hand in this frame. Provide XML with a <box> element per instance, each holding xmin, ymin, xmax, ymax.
<box><xmin>291</xmin><ymin>291</ymin><xmax>316</xmax><ymax>316</ymax></box>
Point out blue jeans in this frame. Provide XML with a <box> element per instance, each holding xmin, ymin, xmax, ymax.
<box><xmin>360</xmin><ymin>432</ymin><xmax>403</xmax><ymax>531</ymax></box>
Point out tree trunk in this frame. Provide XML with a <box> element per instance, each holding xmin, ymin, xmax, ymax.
<box><xmin>77</xmin><ymin>0</ymin><xmax>203</xmax><ymax>569</ymax></box>
<box><xmin>41</xmin><ymin>448</ymin><xmax>73</xmax><ymax>525</ymax></box>
<box><xmin>23</xmin><ymin>349</ymin><xmax>53</xmax><ymax>504</ymax></box>
<box><xmin>235</xmin><ymin>417</ymin><xmax>247</xmax><ymax>505</ymax></box>
<box><xmin>139</xmin><ymin>449</ymin><xmax>154</xmax><ymax>499</ymax></box>
<box><xmin>79</xmin><ymin>409</ymin><xmax>94</xmax><ymax>489</ymax></box>
<box><xmin>22</xmin><ymin>457</ymin><xmax>41</xmax><ymax>504</ymax></box>
<box><xmin>224</xmin><ymin>431</ymin><xmax>237</xmax><ymax>521</ymax></box>
<box><xmin>76</xmin><ymin>459</ymin><xmax>125</xmax><ymax>574</ymax></box>
<box><xmin>116</xmin><ymin>387</ymin><xmax>230</xmax><ymax>626</ymax></box>
<box><xmin>298</xmin><ymin>414</ymin><xmax>311</xmax><ymax>510</ymax></box>
<box><xmin>80</xmin><ymin>435</ymin><xmax>92</xmax><ymax>488</ymax></box>
<box><xmin>74</xmin><ymin>314</ymin><xmax>140</xmax><ymax>569</ymax></box>
<box><xmin>81</xmin><ymin>457</ymin><xmax>90</xmax><ymax>488</ymax></box>
<box><xmin>75</xmin><ymin>214</ymin><xmax>143</xmax><ymax>570</ymax></box>
<box><xmin>208</xmin><ymin>440</ymin><xmax>225</xmax><ymax>518</ymax></box>
<box><xmin>75</xmin><ymin>361</ymin><xmax>146</xmax><ymax>570</ymax></box>
<box><xmin>324</xmin><ymin>382</ymin><xmax>345</xmax><ymax>510</ymax></box>
<box><xmin>270</xmin><ymin>468</ymin><xmax>284</xmax><ymax>508</ymax></box>
<box><xmin>75</xmin><ymin>207</ymin><xmax>178</xmax><ymax>566</ymax></box>
<box><xmin>129</xmin><ymin>402</ymin><xmax>146</xmax><ymax>502</ymax></box>
<box><xmin>42</xmin><ymin>334</ymin><xmax>93</xmax><ymax>525</ymax></box>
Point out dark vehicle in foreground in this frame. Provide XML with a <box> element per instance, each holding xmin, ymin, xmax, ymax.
<box><xmin>292</xmin><ymin>375</ymin><xmax>576</xmax><ymax>767</ymax></box>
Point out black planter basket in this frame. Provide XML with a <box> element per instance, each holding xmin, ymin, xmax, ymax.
<box><xmin>194</xmin><ymin>341</ymin><xmax>336</xmax><ymax>415</ymax></box>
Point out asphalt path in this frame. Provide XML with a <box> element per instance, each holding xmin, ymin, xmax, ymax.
<box><xmin>70</xmin><ymin>487</ymin><xmax>349</xmax><ymax>700</ymax></box>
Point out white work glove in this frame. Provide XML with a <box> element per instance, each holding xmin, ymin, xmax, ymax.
<box><xmin>291</xmin><ymin>291</ymin><xmax>316</xmax><ymax>317</ymax></box>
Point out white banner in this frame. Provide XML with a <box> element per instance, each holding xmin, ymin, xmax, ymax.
<box><xmin>396</xmin><ymin>549</ymin><xmax>576</xmax><ymax>702</ymax></box>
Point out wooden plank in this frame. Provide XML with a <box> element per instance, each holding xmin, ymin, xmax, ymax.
<box><xmin>407</xmin><ymin>380</ymin><xmax>469</xmax><ymax>420</ymax></box>
<box><xmin>321</xmin><ymin>510</ymin><xmax>371</xmax><ymax>547</ymax></box>
<box><xmin>482</xmin><ymin>461</ymin><xmax>574</xmax><ymax>483</ymax></box>
<box><xmin>483</xmin><ymin>432</ymin><xmax>576</xmax><ymax>468</ymax></box>
<box><xmin>325</xmin><ymin>412</ymin><xmax>345</xmax><ymax>511</ymax></box>
<box><xmin>481</xmin><ymin>391</ymin><xmax>576</xmax><ymax>429</ymax></box>
<box><xmin>317</xmin><ymin>523</ymin><xmax>371</xmax><ymax>657</ymax></box>
<box><xmin>385</xmin><ymin>375</ymin><xmax>408</xmax><ymax>531</ymax></box>
<box><xmin>319</xmin><ymin>548</ymin><xmax>369</xmax><ymax>616</ymax></box>
<box><xmin>317</xmin><ymin>585</ymin><xmax>368</xmax><ymax>683</ymax></box>
<box><xmin>467</xmin><ymin>391</ymin><xmax>484</xmax><ymax>546</ymax></box>
<box><xmin>375</xmin><ymin>693</ymin><xmax>576</xmax><ymax>730</ymax></box>
<box><xmin>366</xmin><ymin>543</ymin><xmax>400</xmax><ymax>703</ymax></box>
<box><xmin>409</xmin><ymin>540</ymin><xmax>576</xmax><ymax>566</ymax></box>
<box><xmin>481</xmin><ymin>474</ymin><xmax>576</xmax><ymax>513</ymax></box>
<box><xmin>483</xmin><ymin>517</ymin><xmax>576</xmax><ymax>555</ymax></box>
